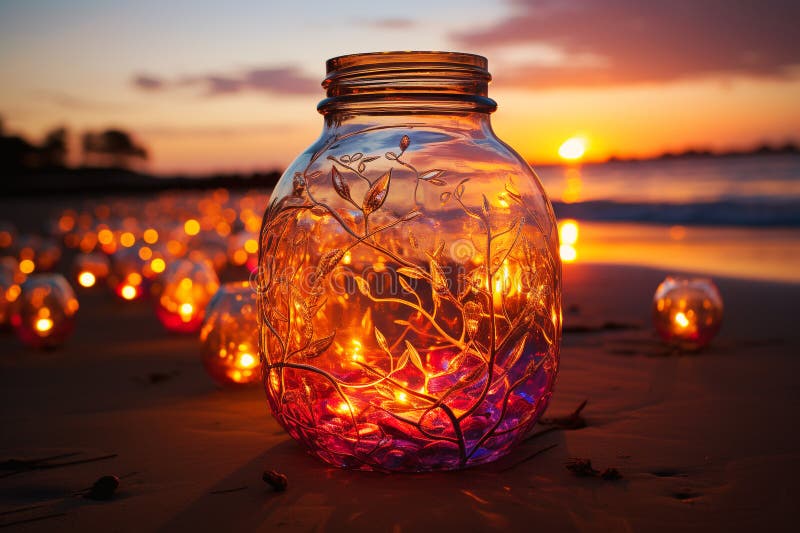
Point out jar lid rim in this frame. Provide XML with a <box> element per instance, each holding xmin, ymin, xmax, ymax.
<box><xmin>326</xmin><ymin>51</ymin><xmax>489</xmax><ymax>74</ymax></box>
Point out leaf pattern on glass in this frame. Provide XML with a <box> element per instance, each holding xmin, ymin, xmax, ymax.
<box><xmin>299</xmin><ymin>331</ymin><xmax>336</xmax><ymax>359</ymax></box>
<box><xmin>503</xmin><ymin>332</ymin><xmax>529</xmax><ymax>370</ymax></box>
<box><xmin>397</xmin><ymin>266</ymin><xmax>425</xmax><ymax>279</ymax></box>
<box><xmin>429</xmin><ymin>257</ymin><xmax>448</xmax><ymax>308</ymax></box>
<box><xmin>259</xmin><ymin>130</ymin><xmax>560</xmax><ymax>471</ymax></box>
<box><xmin>374</xmin><ymin>382</ymin><xmax>396</xmax><ymax>400</ymax></box>
<box><xmin>312</xmin><ymin>249</ymin><xmax>344</xmax><ymax>283</ymax></box>
<box><xmin>362</xmin><ymin>170</ymin><xmax>391</xmax><ymax>215</ymax></box>
<box><xmin>374</xmin><ymin>327</ymin><xmax>391</xmax><ymax>355</ymax></box>
<box><xmin>354</xmin><ymin>276</ymin><xmax>371</xmax><ymax>296</ymax></box>
<box><xmin>404</xmin><ymin>341</ymin><xmax>425</xmax><ymax>373</ymax></box>
<box><xmin>463</xmin><ymin>300</ymin><xmax>483</xmax><ymax>339</ymax></box>
<box><xmin>331</xmin><ymin>166</ymin><xmax>351</xmax><ymax>201</ymax></box>
<box><xmin>292</xmin><ymin>173</ymin><xmax>306</xmax><ymax>195</ymax></box>
<box><xmin>482</xmin><ymin>194</ymin><xmax>491</xmax><ymax>217</ymax></box>
<box><xmin>419</xmin><ymin>169</ymin><xmax>445</xmax><ymax>181</ymax></box>
<box><xmin>398</xmin><ymin>276</ymin><xmax>415</xmax><ymax>294</ymax></box>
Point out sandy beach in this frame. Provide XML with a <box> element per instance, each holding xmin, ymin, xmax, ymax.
<box><xmin>1</xmin><ymin>261</ymin><xmax>797</xmax><ymax>532</ymax></box>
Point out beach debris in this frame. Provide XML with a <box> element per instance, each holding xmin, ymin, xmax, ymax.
<box><xmin>563</xmin><ymin>322</ymin><xmax>640</xmax><ymax>334</ymax></box>
<box><xmin>210</xmin><ymin>485</ymin><xmax>248</xmax><ymax>495</ymax></box>
<box><xmin>566</xmin><ymin>457</ymin><xmax>598</xmax><ymax>477</ymax></box>
<box><xmin>147</xmin><ymin>370</ymin><xmax>180</xmax><ymax>384</ymax></box>
<box><xmin>565</xmin><ymin>458</ymin><xmax>623</xmax><ymax>481</ymax></box>
<box><xmin>0</xmin><ymin>452</ymin><xmax>117</xmax><ymax>478</ymax></box>
<box><xmin>600</xmin><ymin>468</ymin><xmax>622</xmax><ymax>480</ymax></box>
<box><xmin>84</xmin><ymin>475</ymin><xmax>120</xmax><ymax>500</ymax></box>
<box><xmin>499</xmin><ymin>443</ymin><xmax>559</xmax><ymax>472</ymax></box>
<box><xmin>539</xmin><ymin>399</ymin><xmax>588</xmax><ymax>430</ymax></box>
<box><xmin>0</xmin><ymin>511</ymin><xmax>67</xmax><ymax>528</ymax></box>
<box><xmin>263</xmin><ymin>469</ymin><xmax>288</xmax><ymax>492</ymax></box>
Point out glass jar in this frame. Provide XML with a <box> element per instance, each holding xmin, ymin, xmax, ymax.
<box><xmin>652</xmin><ymin>276</ymin><xmax>723</xmax><ymax>350</ymax></box>
<box><xmin>11</xmin><ymin>273</ymin><xmax>79</xmax><ymax>348</ymax></box>
<box><xmin>200</xmin><ymin>281</ymin><xmax>261</xmax><ymax>386</ymax></box>
<box><xmin>257</xmin><ymin>52</ymin><xmax>561</xmax><ymax>471</ymax></box>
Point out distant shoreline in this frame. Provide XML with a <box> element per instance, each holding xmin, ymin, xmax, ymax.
<box><xmin>600</xmin><ymin>142</ymin><xmax>799</xmax><ymax>164</ymax></box>
<box><xmin>2</xmin><ymin>145</ymin><xmax>798</xmax><ymax>197</ymax></box>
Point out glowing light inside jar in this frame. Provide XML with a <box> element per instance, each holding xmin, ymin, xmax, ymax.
<box><xmin>179</xmin><ymin>302</ymin><xmax>194</xmax><ymax>322</ymax></box>
<box><xmin>19</xmin><ymin>259</ymin><xmax>35</xmax><ymax>274</ymax></box>
<box><xmin>35</xmin><ymin>317</ymin><xmax>53</xmax><ymax>334</ymax></box>
<box><xmin>237</xmin><ymin>351</ymin><xmax>257</xmax><ymax>369</ymax></box>
<box><xmin>674</xmin><ymin>311</ymin><xmax>690</xmax><ymax>329</ymax></box>
<box><xmin>78</xmin><ymin>271</ymin><xmax>96</xmax><ymax>288</ymax></box>
<box><xmin>120</xmin><ymin>284</ymin><xmax>138</xmax><ymax>300</ymax></box>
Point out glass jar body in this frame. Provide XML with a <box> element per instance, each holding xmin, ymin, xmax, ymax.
<box><xmin>259</xmin><ymin>111</ymin><xmax>561</xmax><ymax>471</ymax></box>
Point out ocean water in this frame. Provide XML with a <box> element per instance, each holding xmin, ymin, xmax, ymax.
<box><xmin>535</xmin><ymin>155</ymin><xmax>800</xmax><ymax>282</ymax></box>
<box><xmin>537</xmin><ymin>154</ymin><xmax>800</xmax><ymax>227</ymax></box>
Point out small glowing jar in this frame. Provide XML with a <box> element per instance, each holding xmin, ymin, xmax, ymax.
<box><xmin>0</xmin><ymin>221</ymin><xmax>17</xmax><ymax>252</ymax></box>
<box><xmin>11</xmin><ymin>273</ymin><xmax>79</xmax><ymax>348</ymax></box>
<box><xmin>258</xmin><ymin>52</ymin><xmax>561</xmax><ymax>471</ymax></box>
<box><xmin>200</xmin><ymin>282</ymin><xmax>261</xmax><ymax>385</ymax></box>
<box><xmin>0</xmin><ymin>260</ymin><xmax>22</xmax><ymax>327</ymax></box>
<box><xmin>227</xmin><ymin>232</ymin><xmax>258</xmax><ymax>271</ymax></box>
<box><xmin>110</xmin><ymin>247</ymin><xmax>148</xmax><ymax>300</ymax></box>
<box><xmin>155</xmin><ymin>258</ymin><xmax>220</xmax><ymax>333</ymax></box>
<box><xmin>73</xmin><ymin>252</ymin><xmax>111</xmax><ymax>289</ymax></box>
<box><xmin>653</xmin><ymin>276</ymin><xmax>723</xmax><ymax>350</ymax></box>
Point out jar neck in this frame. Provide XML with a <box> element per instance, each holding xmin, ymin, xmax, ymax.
<box><xmin>322</xmin><ymin>111</ymin><xmax>494</xmax><ymax>135</ymax></box>
<box><xmin>317</xmin><ymin>51</ymin><xmax>498</xmax><ymax>117</ymax></box>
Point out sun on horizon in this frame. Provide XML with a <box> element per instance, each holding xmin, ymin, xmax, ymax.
<box><xmin>558</xmin><ymin>137</ymin><xmax>587</xmax><ymax>161</ymax></box>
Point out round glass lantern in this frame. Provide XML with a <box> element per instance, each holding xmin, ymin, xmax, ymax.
<box><xmin>110</xmin><ymin>247</ymin><xmax>148</xmax><ymax>301</ymax></box>
<box><xmin>653</xmin><ymin>276</ymin><xmax>723</xmax><ymax>350</ymax></box>
<box><xmin>200</xmin><ymin>281</ymin><xmax>261</xmax><ymax>385</ymax></box>
<box><xmin>73</xmin><ymin>252</ymin><xmax>111</xmax><ymax>289</ymax></box>
<box><xmin>0</xmin><ymin>259</ymin><xmax>21</xmax><ymax>327</ymax></box>
<box><xmin>155</xmin><ymin>258</ymin><xmax>220</xmax><ymax>333</ymax></box>
<box><xmin>257</xmin><ymin>52</ymin><xmax>562</xmax><ymax>471</ymax></box>
<box><xmin>11</xmin><ymin>273</ymin><xmax>79</xmax><ymax>348</ymax></box>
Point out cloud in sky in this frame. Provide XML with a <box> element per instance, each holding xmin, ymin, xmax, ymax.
<box><xmin>453</xmin><ymin>0</ymin><xmax>800</xmax><ymax>89</ymax></box>
<box><xmin>363</xmin><ymin>18</ymin><xmax>416</xmax><ymax>30</ymax></box>
<box><xmin>133</xmin><ymin>66</ymin><xmax>319</xmax><ymax>96</ymax></box>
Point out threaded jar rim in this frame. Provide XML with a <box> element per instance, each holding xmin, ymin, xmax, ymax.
<box><xmin>319</xmin><ymin>51</ymin><xmax>496</xmax><ymax>115</ymax></box>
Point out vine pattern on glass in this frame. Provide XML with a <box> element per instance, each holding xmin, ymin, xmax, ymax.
<box><xmin>258</xmin><ymin>133</ymin><xmax>559</xmax><ymax>469</ymax></box>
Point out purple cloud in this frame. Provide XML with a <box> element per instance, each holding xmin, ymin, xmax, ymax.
<box><xmin>132</xmin><ymin>75</ymin><xmax>164</xmax><ymax>91</ymax></box>
<box><xmin>132</xmin><ymin>66</ymin><xmax>319</xmax><ymax>96</ymax></box>
<box><xmin>365</xmin><ymin>18</ymin><xmax>416</xmax><ymax>30</ymax></box>
<box><xmin>453</xmin><ymin>0</ymin><xmax>800</xmax><ymax>89</ymax></box>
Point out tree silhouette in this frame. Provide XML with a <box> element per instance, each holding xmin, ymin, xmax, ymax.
<box><xmin>82</xmin><ymin>129</ymin><xmax>148</xmax><ymax>169</ymax></box>
<box><xmin>41</xmin><ymin>127</ymin><xmax>68</xmax><ymax>167</ymax></box>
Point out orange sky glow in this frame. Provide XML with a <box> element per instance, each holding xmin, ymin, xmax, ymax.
<box><xmin>1</xmin><ymin>1</ymin><xmax>797</xmax><ymax>174</ymax></box>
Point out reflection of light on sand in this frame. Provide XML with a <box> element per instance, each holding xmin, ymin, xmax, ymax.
<box><xmin>565</xmin><ymin>222</ymin><xmax>800</xmax><ymax>283</ymax></box>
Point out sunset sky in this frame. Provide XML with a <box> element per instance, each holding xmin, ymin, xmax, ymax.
<box><xmin>1</xmin><ymin>0</ymin><xmax>798</xmax><ymax>174</ymax></box>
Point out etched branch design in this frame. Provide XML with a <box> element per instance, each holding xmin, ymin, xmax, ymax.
<box><xmin>258</xmin><ymin>132</ymin><xmax>559</xmax><ymax>470</ymax></box>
